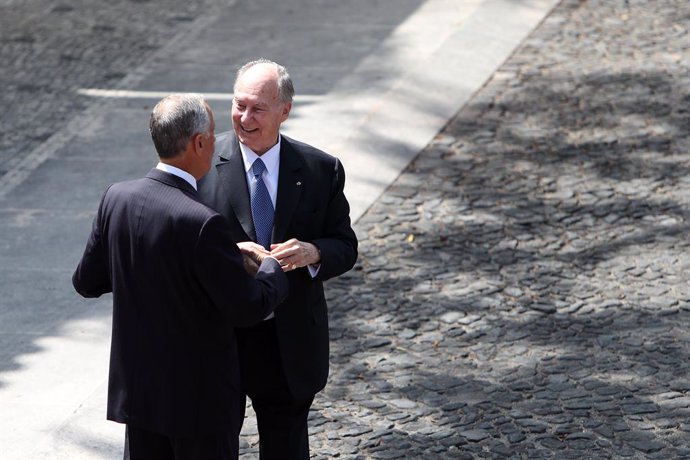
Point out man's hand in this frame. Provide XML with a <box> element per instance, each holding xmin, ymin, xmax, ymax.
<box><xmin>270</xmin><ymin>239</ymin><xmax>321</xmax><ymax>272</ymax></box>
<box><xmin>238</xmin><ymin>241</ymin><xmax>271</xmax><ymax>276</ymax></box>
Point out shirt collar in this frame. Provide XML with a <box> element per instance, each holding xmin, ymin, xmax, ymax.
<box><xmin>156</xmin><ymin>162</ymin><xmax>197</xmax><ymax>190</ymax></box>
<box><xmin>239</xmin><ymin>135</ymin><xmax>281</xmax><ymax>176</ymax></box>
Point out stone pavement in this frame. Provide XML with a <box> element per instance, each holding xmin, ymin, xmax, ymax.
<box><xmin>0</xmin><ymin>0</ymin><xmax>223</xmax><ymax>179</ymax></box>
<box><xmin>302</xmin><ymin>0</ymin><xmax>690</xmax><ymax>458</ymax></box>
<box><xmin>2</xmin><ymin>0</ymin><xmax>690</xmax><ymax>459</ymax></box>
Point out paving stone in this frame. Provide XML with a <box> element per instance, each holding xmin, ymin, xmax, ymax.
<box><xmin>627</xmin><ymin>439</ymin><xmax>666</xmax><ymax>454</ymax></box>
<box><xmin>458</xmin><ymin>429</ymin><xmax>490</xmax><ymax>442</ymax></box>
<box><xmin>507</xmin><ymin>431</ymin><xmax>527</xmax><ymax>444</ymax></box>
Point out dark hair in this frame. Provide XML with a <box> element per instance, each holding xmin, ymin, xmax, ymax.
<box><xmin>149</xmin><ymin>93</ymin><xmax>210</xmax><ymax>158</ymax></box>
<box><xmin>235</xmin><ymin>59</ymin><xmax>294</xmax><ymax>104</ymax></box>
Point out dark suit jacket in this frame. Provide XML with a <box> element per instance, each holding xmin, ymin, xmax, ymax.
<box><xmin>72</xmin><ymin>168</ymin><xmax>288</xmax><ymax>437</ymax></box>
<box><xmin>198</xmin><ymin>132</ymin><xmax>358</xmax><ymax>399</ymax></box>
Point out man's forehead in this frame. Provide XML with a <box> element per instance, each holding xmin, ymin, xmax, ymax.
<box><xmin>233</xmin><ymin>89</ymin><xmax>281</xmax><ymax>106</ymax></box>
<box><xmin>235</xmin><ymin>72</ymin><xmax>279</xmax><ymax>96</ymax></box>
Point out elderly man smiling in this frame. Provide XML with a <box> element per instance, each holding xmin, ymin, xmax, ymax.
<box><xmin>198</xmin><ymin>59</ymin><xmax>358</xmax><ymax>459</ymax></box>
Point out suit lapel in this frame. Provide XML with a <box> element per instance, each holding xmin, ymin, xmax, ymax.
<box><xmin>273</xmin><ymin>137</ymin><xmax>304</xmax><ymax>244</ymax></box>
<box><xmin>215</xmin><ymin>134</ymin><xmax>256</xmax><ymax>241</ymax></box>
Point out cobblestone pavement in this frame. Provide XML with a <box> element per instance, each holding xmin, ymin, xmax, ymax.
<box><xmin>4</xmin><ymin>0</ymin><xmax>690</xmax><ymax>458</ymax></box>
<box><xmin>0</xmin><ymin>0</ymin><xmax>221</xmax><ymax>178</ymax></box>
<box><xmin>247</xmin><ymin>0</ymin><xmax>690</xmax><ymax>459</ymax></box>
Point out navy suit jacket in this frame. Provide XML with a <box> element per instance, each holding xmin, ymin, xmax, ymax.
<box><xmin>73</xmin><ymin>168</ymin><xmax>288</xmax><ymax>436</ymax></box>
<box><xmin>198</xmin><ymin>132</ymin><xmax>358</xmax><ymax>399</ymax></box>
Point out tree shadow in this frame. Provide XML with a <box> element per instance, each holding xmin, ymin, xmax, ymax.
<box><xmin>313</xmin><ymin>55</ymin><xmax>690</xmax><ymax>457</ymax></box>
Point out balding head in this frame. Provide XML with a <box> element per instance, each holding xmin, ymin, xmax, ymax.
<box><xmin>235</xmin><ymin>59</ymin><xmax>294</xmax><ymax>105</ymax></box>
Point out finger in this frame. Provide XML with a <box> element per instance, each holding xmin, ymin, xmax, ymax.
<box><xmin>238</xmin><ymin>241</ymin><xmax>267</xmax><ymax>253</ymax></box>
<box><xmin>271</xmin><ymin>246</ymin><xmax>298</xmax><ymax>260</ymax></box>
<box><xmin>282</xmin><ymin>256</ymin><xmax>301</xmax><ymax>268</ymax></box>
<box><xmin>271</xmin><ymin>238</ymin><xmax>301</xmax><ymax>251</ymax></box>
<box><xmin>270</xmin><ymin>240</ymin><xmax>294</xmax><ymax>251</ymax></box>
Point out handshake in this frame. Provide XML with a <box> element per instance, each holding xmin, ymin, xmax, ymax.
<box><xmin>239</xmin><ymin>238</ymin><xmax>321</xmax><ymax>276</ymax></box>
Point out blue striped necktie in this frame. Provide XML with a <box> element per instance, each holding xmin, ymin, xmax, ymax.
<box><xmin>250</xmin><ymin>158</ymin><xmax>274</xmax><ymax>249</ymax></box>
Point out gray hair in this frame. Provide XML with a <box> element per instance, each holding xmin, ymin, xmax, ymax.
<box><xmin>235</xmin><ymin>59</ymin><xmax>294</xmax><ymax>104</ymax></box>
<box><xmin>149</xmin><ymin>93</ymin><xmax>210</xmax><ymax>158</ymax></box>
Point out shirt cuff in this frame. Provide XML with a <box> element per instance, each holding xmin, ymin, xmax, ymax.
<box><xmin>307</xmin><ymin>263</ymin><xmax>320</xmax><ymax>278</ymax></box>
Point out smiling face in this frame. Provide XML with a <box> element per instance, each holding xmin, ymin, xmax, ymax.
<box><xmin>231</xmin><ymin>63</ymin><xmax>292</xmax><ymax>155</ymax></box>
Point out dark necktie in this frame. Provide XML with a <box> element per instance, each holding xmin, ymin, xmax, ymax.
<box><xmin>250</xmin><ymin>158</ymin><xmax>274</xmax><ymax>249</ymax></box>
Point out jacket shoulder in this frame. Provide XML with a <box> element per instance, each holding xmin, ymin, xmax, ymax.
<box><xmin>282</xmin><ymin>135</ymin><xmax>339</xmax><ymax>167</ymax></box>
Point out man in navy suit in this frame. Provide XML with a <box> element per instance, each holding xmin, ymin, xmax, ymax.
<box><xmin>73</xmin><ymin>93</ymin><xmax>288</xmax><ymax>460</ymax></box>
<box><xmin>198</xmin><ymin>60</ymin><xmax>358</xmax><ymax>459</ymax></box>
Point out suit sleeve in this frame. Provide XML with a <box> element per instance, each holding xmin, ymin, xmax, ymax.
<box><xmin>311</xmin><ymin>158</ymin><xmax>358</xmax><ymax>281</ymax></box>
<box><xmin>194</xmin><ymin>214</ymin><xmax>288</xmax><ymax>327</ymax></box>
<box><xmin>73</xmin><ymin>190</ymin><xmax>113</xmax><ymax>298</ymax></box>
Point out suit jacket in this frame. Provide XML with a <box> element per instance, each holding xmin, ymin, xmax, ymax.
<box><xmin>198</xmin><ymin>132</ymin><xmax>358</xmax><ymax>399</ymax></box>
<box><xmin>72</xmin><ymin>168</ymin><xmax>288</xmax><ymax>437</ymax></box>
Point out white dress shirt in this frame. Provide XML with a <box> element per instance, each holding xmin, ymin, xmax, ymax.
<box><xmin>156</xmin><ymin>162</ymin><xmax>197</xmax><ymax>190</ymax></box>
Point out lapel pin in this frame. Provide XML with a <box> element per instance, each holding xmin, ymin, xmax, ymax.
<box><xmin>296</xmin><ymin>181</ymin><xmax>302</xmax><ymax>186</ymax></box>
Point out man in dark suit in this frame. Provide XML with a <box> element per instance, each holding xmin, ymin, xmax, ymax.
<box><xmin>72</xmin><ymin>93</ymin><xmax>289</xmax><ymax>460</ymax></box>
<box><xmin>198</xmin><ymin>59</ymin><xmax>358</xmax><ymax>459</ymax></box>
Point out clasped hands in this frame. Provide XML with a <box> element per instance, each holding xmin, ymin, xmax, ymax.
<box><xmin>238</xmin><ymin>239</ymin><xmax>321</xmax><ymax>275</ymax></box>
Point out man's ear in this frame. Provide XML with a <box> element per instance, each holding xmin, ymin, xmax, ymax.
<box><xmin>281</xmin><ymin>102</ymin><xmax>292</xmax><ymax>122</ymax></box>
<box><xmin>191</xmin><ymin>133</ymin><xmax>206</xmax><ymax>156</ymax></box>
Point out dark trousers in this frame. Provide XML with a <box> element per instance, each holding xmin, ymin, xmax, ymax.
<box><xmin>236</xmin><ymin>319</ymin><xmax>315</xmax><ymax>460</ymax></box>
<box><xmin>123</xmin><ymin>425</ymin><xmax>238</xmax><ymax>460</ymax></box>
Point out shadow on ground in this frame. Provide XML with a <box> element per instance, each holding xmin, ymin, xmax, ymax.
<box><xmin>317</xmin><ymin>53</ymin><xmax>690</xmax><ymax>458</ymax></box>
